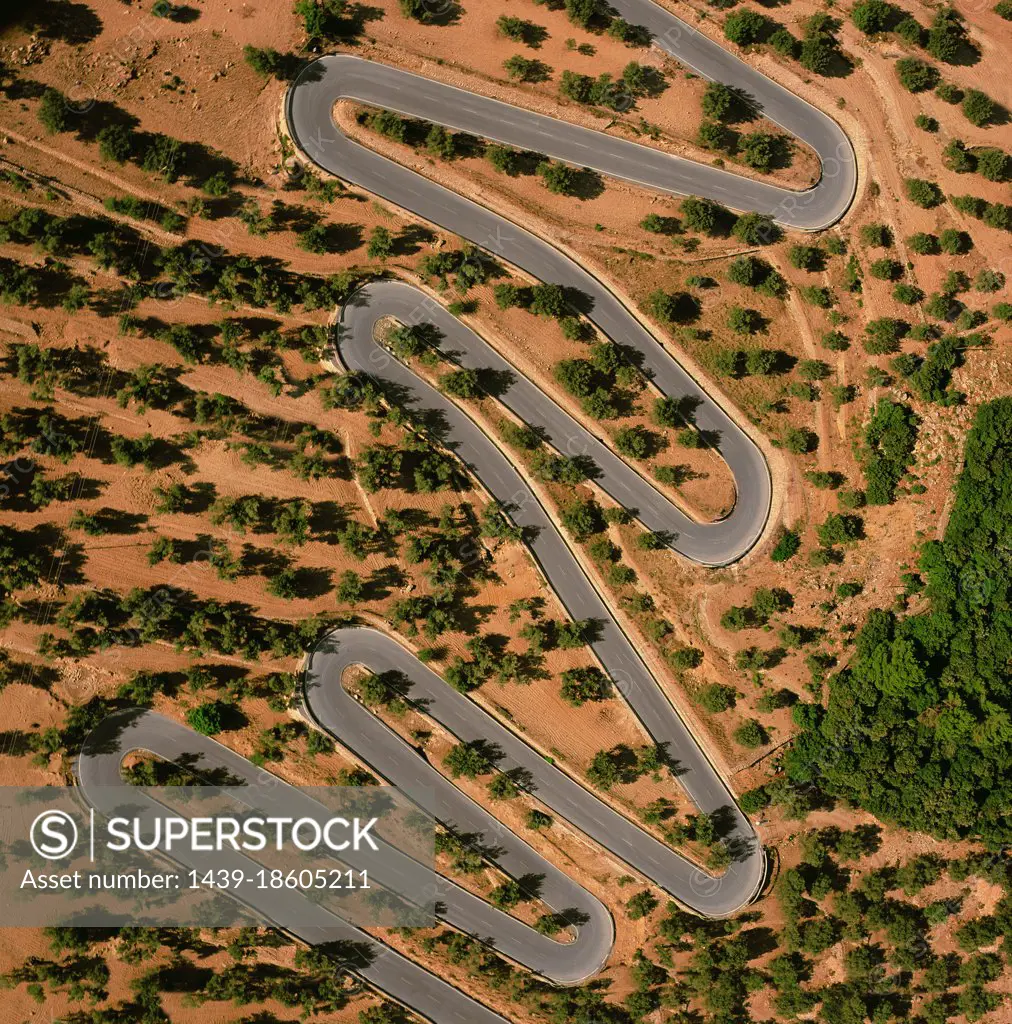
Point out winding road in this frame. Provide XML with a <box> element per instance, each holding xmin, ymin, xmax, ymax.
<box><xmin>77</xmin><ymin>2</ymin><xmax>859</xmax><ymax>1021</ymax></box>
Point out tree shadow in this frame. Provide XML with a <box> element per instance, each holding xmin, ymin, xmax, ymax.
<box><xmin>364</xmin><ymin>564</ymin><xmax>408</xmax><ymax>601</ymax></box>
<box><xmin>217</xmin><ymin>703</ymin><xmax>250</xmax><ymax>732</ymax></box>
<box><xmin>308</xmin><ymin>500</ymin><xmax>351</xmax><ymax>542</ymax></box>
<box><xmin>324</xmin><ymin>222</ymin><xmax>364</xmax><ymax>253</ymax></box>
<box><xmin>568</xmin><ymin>167</ymin><xmax>606</xmax><ymax>200</ymax></box>
<box><xmin>86</xmin><ymin>508</ymin><xmax>149</xmax><ymax>534</ymax></box>
<box><xmin>419</xmin><ymin>1</ymin><xmax>462</xmax><ymax>27</ymax></box>
<box><xmin>158</xmin><ymin>3</ymin><xmax>203</xmax><ymax>24</ymax></box>
<box><xmin>475</xmin><ymin>367</ymin><xmax>515</xmax><ymax>400</ymax></box>
<box><xmin>241</xmin><ymin>544</ymin><xmax>290</xmax><ymax>576</ymax></box>
<box><xmin>945</xmin><ymin>39</ymin><xmax>982</xmax><ymax>68</ymax></box>
<box><xmin>392</xmin><ymin>223</ymin><xmax>436</xmax><ymax>257</ymax></box>
<box><xmin>561</xmin><ymin>285</ymin><xmax>595</xmax><ymax>317</ymax></box>
<box><xmin>8</xmin><ymin>1</ymin><xmax>102</xmax><ymax>43</ymax></box>
<box><xmin>340</xmin><ymin>3</ymin><xmax>386</xmax><ymax>39</ymax></box>
<box><xmin>291</xmin><ymin>566</ymin><xmax>333</xmax><ymax>599</ymax></box>
<box><xmin>740</xmin><ymin>926</ymin><xmax>780</xmax><ymax>959</ymax></box>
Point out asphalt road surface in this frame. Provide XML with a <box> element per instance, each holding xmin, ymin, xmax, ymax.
<box><xmin>285</xmin><ymin>9</ymin><xmax>856</xmax><ymax>230</ymax></box>
<box><xmin>75</xmin><ymin>283</ymin><xmax>767</xmax><ymax>1023</ymax></box>
<box><xmin>75</xmin><ymin>1</ymin><xmax>862</xmax><ymax>1019</ymax></box>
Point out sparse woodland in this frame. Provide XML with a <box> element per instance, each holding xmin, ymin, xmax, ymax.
<box><xmin>0</xmin><ymin>0</ymin><xmax>1011</xmax><ymax>1021</ymax></box>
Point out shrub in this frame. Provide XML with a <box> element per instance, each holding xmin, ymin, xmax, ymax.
<box><xmin>640</xmin><ymin>212</ymin><xmax>681</xmax><ymax>234</ymax></box>
<box><xmin>864</xmin><ymin>318</ymin><xmax>907</xmax><ymax>354</ymax></box>
<box><xmin>681</xmin><ymin>196</ymin><xmax>729</xmax><ymax>235</ymax></box>
<box><xmin>769</xmin><ymin>27</ymin><xmax>798</xmax><ymax>57</ymax></box>
<box><xmin>939</xmin><ymin>228</ymin><xmax>971</xmax><ymax>254</ymax></box>
<box><xmin>784</xmin><ymin>428</ymin><xmax>817</xmax><ymax>454</ymax></box>
<box><xmin>983</xmin><ymin>202</ymin><xmax>1012</xmax><ymax>230</ymax></box>
<box><xmin>817</xmin><ymin>512</ymin><xmax>863</xmax><ymax>546</ymax></box>
<box><xmin>976</xmin><ymin>148</ymin><xmax>1011</xmax><ymax>183</ymax></box>
<box><xmin>626</xmin><ymin>889</ymin><xmax>659</xmax><ymax>920</ymax></box>
<box><xmin>728</xmin><ymin>254</ymin><xmax>766</xmax><ymax>286</ymax></box>
<box><xmin>723</xmin><ymin>8</ymin><xmax>771</xmax><ymax>45</ymax></box>
<box><xmin>740</xmin><ymin>131</ymin><xmax>785</xmax><ymax>172</ymax></box>
<box><xmin>800</xmin><ymin>285</ymin><xmax>833</xmax><ymax>308</ymax></box>
<box><xmin>975</xmin><ymin>269</ymin><xmax>1005</xmax><ymax>293</ymax></box>
<box><xmin>788</xmin><ymin>245</ymin><xmax>825</xmax><ymax>271</ymax></box>
<box><xmin>537</xmin><ymin>160</ymin><xmax>579</xmax><ymax>195</ymax></box>
<box><xmin>893</xmin><ymin>283</ymin><xmax>924</xmax><ymax>305</ymax></box>
<box><xmin>798</xmin><ymin>359</ymin><xmax>831</xmax><ymax>381</ymax></box>
<box><xmin>243</xmin><ymin>45</ymin><xmax>294</xmax><ymax>79</ymax></box>
<box><xmin>895</xmin><ymin>15</ymin><xmax>924</xmax><ymax>44</ymax></box>
<box><xmin>561</xmin><ymin>497</ymin><xmax>604</xmax><ymax>540</ymax></box>
<box><xmin>906</xmin><ymin>232</ymin><xmax>939</xmax><ymax>255</ymax></box>
<box><xmin>798</xmin><ymin>13</ymin><xmax>842</xmax><ymax>74</ymax></box>
<box><xmin>728</xmin><ymin>305</ymin><xmax>762</xmax><ymax>334</ymax></box>
<box><xmin>647</xmin><ymin>289</ymin><xmax>700</xmax><ymax>324</ymax></box>
<box><xmin>943</xmin><ymin>138</ymin><xmax>976</xmax><ymax>173</ymax></box>
<box><xmin>713</xmin><ymin>348</ymin><xmax>746</xmax><ymax>377</ymax></box>
<box><xmin>739</xmin><ymin>788</ymin><xmax>774</xmax><ymax>820</ymax></box>
<box><xmin>366</xmin><ymin>225</ymin><xmax>394</xmax><ymax>260</ymax></box>
<box><xmin>98</xmin><ymin>124</ymin><xmax>134</xmax><ymax>163</ymax></box>
<box><xmin>732</xmin><ymin>212</ymin><xmax>780</xmax><ymax>245</ymax></box>
<box><xmin>37</xmin><ymin>88</ymin><xmax>69</xmax><ymax>134</ymax></box>
<box><xmin>667</xmin><ymin>646</ymin><xmax>704</xmax><ymax>670</ymax></box>
<box><xmin>702</xmin><ymin>81</ymin><xmax>746</xmax><ymax>121</ymax></box>
<box><xmin>904</xmin><ymin>178</ymin><xmax>944</xmax><ymax>208</ymax></box>
<box><xmin>926</xmin><ymin>7</ymin><xmax>970</xmax><ymax>63</ymax></box>
<box><xmin>935</xmin><ymin>81</ymin><xmax>963</xmax><ymax>103</ymax></box>
<box><xmin>564</xmin><ymin>0</ymin><xmax>605</xmax><ymax>29</ymax></box>
<box><xmin>771</xmin><ymin>530</ymin><xmax>800</xmax><ymax>562</ymax></box>
<box><xmin>860</xmin><ymin>222</ymin><xmax>892</xmax><ymax>247</ymax></box>
<box><xmin>851</xmin><ymin>0</ymin><xmax>893</xmax><ymax>34</ymax></box>
<box><xmin>962</xmin><ymin>89</ymin><xmax>999</xmax><ymax>127</ymax></box>
<box><xmin>895</xmin><ymin>58</ymin><xmax>938</xmax><ymax>92</ymax></box>
<box><xmin>698</xmin><ymin>119</ymin><xmax>734</xmax><ymax>152</ymax></box>
<box><xmin>486</xmin><ymin>144</ymin><xmax>522</xmax><ymax>175</ymax></box>
<box><xmin>697</xmin><ymin>683</ymin><xmax>737</xmax><ymax>712</ymax></box>
<box><xmin>614</xmin><ymin>425</ymin><xmax>656</xmax><ymax>459</ymax></box>
<box><xmin>560</xmin><ymin>666</ymin><xmax>611</xmax><ymax>706</ymax></box>
<box><xmin>869</xmin><ymin>258</ymin><xmax>903</xmax><ymax>281</ymax></box>
<box><xmin>862</xmin><ymin>398</ymin><xmax>917</xmax><ymax>504</ymax></box>
<box><xmin>734</xmin><ymin>719</ymin><xmax>768</xmax><ymax>748</ymax></box>
<box><xmin>496</xmin><ymin>14</ymin><xmax>539</xmax><ymax>42</ymax></box>
<box><xmin>187</xmin><ymin>702</ymin><xmax>224</xmax><ymax>736</ymax></box>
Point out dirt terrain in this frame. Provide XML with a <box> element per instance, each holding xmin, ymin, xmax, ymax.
<box><xmin>0</xmin><ymin>0</ymin><xmax>1011</xmax><ymax>1020</ymax></box>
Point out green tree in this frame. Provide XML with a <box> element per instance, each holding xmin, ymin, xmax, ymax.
<box><xmin>560</xmin><ymin>666</ymin><xmax>611</xmax><ymax>706</ymax></box>
<box><xmin>97</xmin><ymin>124</ymin><xmax>134</xmax><ymax>163</ymax></box>
<box><xmin>732</xmin><ymin>211</ymin><xmax>780</xmax><ymax>245</ymax></box>
<box><xmin>734</xmin><ymin>719</ymin><xmax>768</xmax><ymax>747</ymax></box>
<box><xmin>626</xmin><ymin>890</ymin><xmax>659</xmax><ymax>920</ymax></box>
<box><xmin>537</xmin><ymin>160</ymin><xmax>578</xmax><ymax>195</ymax></box>
<box><xmin>367</xmin><ymin>226</ymin><xmax>394</xmax><ymax>260</ymax></box>
<box><xmin>336</xmin><ymin>570</ymin><xmax>363</xmax><ymax>604</ymax></box>
<box><xmin>186</xmin><ymin>701</ymin><xmax>224</xmax><ymax>736</ymax></box>
<box><xmin>895</xmin><ymin>57</ymin><xmax>938</xmax><ymax>92</ymax></box>
<box><xmin>564</xmin><ymin>0</ymin><xmax>604</xmax><ymax>29</ymax></box>
<box><xmin>904</xmin><ymin>177</ymin><xmax>944</xmax><ymax>208</ymax></box>
<box><xmin>962</xmin><ymin>88</ymin><xmax>998</xmax><ymax>126</ymax></box>
<box><xmin>851</xmin><ymin>0</ymin><xmax>893</xmax><ymax>34</ymax></box>
<box><xmin>723</xmin><ymin>9</ymin><xmax>771</xmax><ymax>45</ymax></box>
<box><xmin>37</xmin><ymin>89</ymin><xmax>69</xmax><ymax>134</ymax></box>
<box><xmin>442</xmin><ymin>740</ymin><xmax>495</xmax><ymax>778</ymax></box>
<box><xmin>926</xmin><ymin>6</ymin><xmax>970</xmax><ymax>62</ymax></box>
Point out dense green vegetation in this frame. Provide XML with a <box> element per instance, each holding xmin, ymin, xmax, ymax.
<box><xmin>788</xmin><ymin>400</ymin><xmax>1012</xmax><ymax>845</ymax></box>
